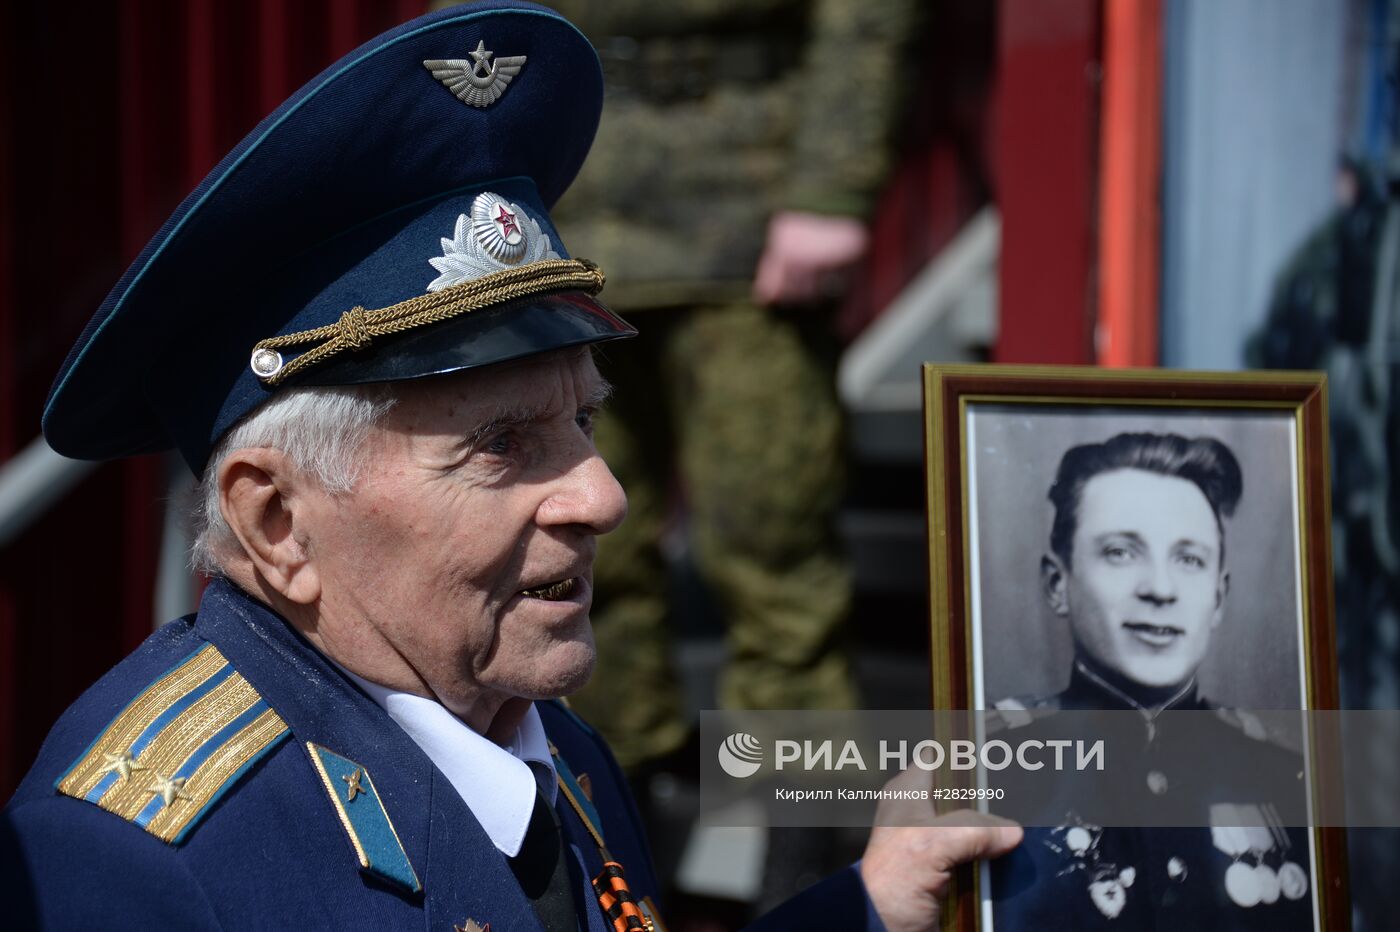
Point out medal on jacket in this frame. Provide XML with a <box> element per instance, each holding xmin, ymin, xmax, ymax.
<box><xmin>1277</xmin><ymin>861</ymin><xmax>1308</xmax><ymax>900</ymax></box>
<box><xmin>551</xmin><ymin>744</ymin><xmax>668</xmax><ymax>932</ymax></box>
<box><xmin>1262</xmin><ymin>801</ymin><xmax>1308</xmax><ymax>902</ymax></box>
<box><xmin>1255</xmin><ymin>863</ymin><xmax>1281</xmax><ymax>904</ymax></box>
<box><xmin>1044</xmin><ymin>816</ymin><xmax>1137</xmax><ymax>918</ymax></box>
<box><xmin>1210</xmin><ymin>805</ymin><xmax>1279</xmax><ymax>908</ymax></box>
<box><xmin>1224</xmin><ymin>861</ymin><xmax>1263</xmax><ymax>908</ymax></box>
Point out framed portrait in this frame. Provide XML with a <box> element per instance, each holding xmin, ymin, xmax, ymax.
<box><xmin>922</xmin><ymin>364</ymin><xmax>1347</xmax><ymax>931</ymax></box>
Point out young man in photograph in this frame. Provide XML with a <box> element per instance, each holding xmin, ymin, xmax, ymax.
<box><xmin>991</xmin><ymin>432</ymin><xmax>1315</xmax><ymax>930</ymax></box>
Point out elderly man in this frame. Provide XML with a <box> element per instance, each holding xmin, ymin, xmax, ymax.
<box><xmin>0</xmin><ymin>3</ymin><xmax>1016</xmax><ymax>929</ymax></box>
<box><xmin>991</xmin><ymin>432</ymin><xmax>1313</xmax><ymax>930</ymax></box>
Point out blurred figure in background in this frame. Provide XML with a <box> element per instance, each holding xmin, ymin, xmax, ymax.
<box><xmin>542</xmin><ymin>1</ymin><xmax>920</xmax><ymax>786</ymax></box>
<box><xmin>1246</xmin><ymin>154</ymin><xmax>1393</xmax><ymax>677</ymax></box>
<box><xmin>1248</xmin><ymin>149</ymin><xmax>1400</xmax><ymax>932</ymax></box>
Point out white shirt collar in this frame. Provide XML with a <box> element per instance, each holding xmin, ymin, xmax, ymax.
<box><xmin>338</xmin><ymin>667</ymin><xmax>557</xmax><ymax>858</ymax></box>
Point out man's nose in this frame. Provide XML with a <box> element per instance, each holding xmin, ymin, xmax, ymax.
<box><xmin>1135</xmin><ymin>560</ymin><xmax>1178</xmax><ymax>606</ymax></box>
<box><xmin>540</xmin><ymin>449</ymin><xmax>628</xmax><ymax>535</ymax></box>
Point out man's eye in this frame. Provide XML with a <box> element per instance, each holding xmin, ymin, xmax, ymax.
<box><xmin>1176</xmin><ymin>551</ymin><xmax>1207</xmax><ymax>570</ymax></box>
<box><xmin>575</xmin><ymin>407</ymin><xmax>596</xmax><ymax>434</ymax></box>
<box><xmin>1102</xmin><ymin>545</ymin><xmax>1134</xmax><ymax>564</ymax></box>
<box><xmin>482</xmin><ymin>432</ymin><xmax>517</xmax><ymax>456</ymax></box>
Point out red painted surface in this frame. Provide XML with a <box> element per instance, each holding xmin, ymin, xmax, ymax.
<box><xmin>2</xmin><ymin>1</ymin><xmax>129</xmax><ymax>801</ymax></box>
<box><xmin>1097</xmin><ymin>0</ymin><xmax>1161</xmax><ymax>367</ymax></box>
<box><xmin>257</xmin><ymin>0</ymin><xmax>293</xmax><ymax>116</ymax></box>
<box><xmin>0</xmin><ymin>0</ymin><xmax>427</xmax><ymax>804</ymax></box>
<box><xmin>186</xmin><ymin>0</ymin><xmax>219</xmax><ymax>190</ymax></box>
<box><xmin>993</xmin><ymin>0</ymin><xmax>1101</xmax><ymax>365</ymax></box>
<box><xmin>839</xmin><ymin>0</ymin><xmax>997</xmax><ymax>342</ymax></box>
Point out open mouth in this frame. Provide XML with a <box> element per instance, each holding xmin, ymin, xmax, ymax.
<box><xmin>519</xmin><ymin>578</ymin><xmax>578</xmax><ymax>601</ymax></box>
<box><xmin>1122</xmin><ymin>621</ymin><xmax>1184</xmax><ymax>647</ymax></box>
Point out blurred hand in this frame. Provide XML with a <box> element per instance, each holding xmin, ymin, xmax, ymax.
<box><xmin>752</xmin><ymin>210</ymin><xmax>871</xmax><ymax>307</ymax></box>
<box><xmin>858</xmin><ymin>768</ymin><xmax>1023</xmax><ymax>932</ymax></box>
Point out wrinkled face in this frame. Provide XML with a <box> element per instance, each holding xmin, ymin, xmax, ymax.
<box><xmin>306</xmin><ymin>349</ymin><xmax>626</xmax><ymax>717</ymax></box>
<box><xmin>1047</xmin><ymin>468</ymin><xmax>1228</xmax><ymax>688</ymax></box>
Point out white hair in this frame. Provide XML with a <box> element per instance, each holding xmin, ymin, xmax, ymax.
<box><xmin>190</xmin><ymin>384</ymin><xmax>398</xmax><ymax>575</ymax></box>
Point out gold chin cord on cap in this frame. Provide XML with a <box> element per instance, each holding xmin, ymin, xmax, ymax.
<box><xmin>248</xmin><ymin>257</ymin><xmax>606</xmax><ymax>386</ymax></box>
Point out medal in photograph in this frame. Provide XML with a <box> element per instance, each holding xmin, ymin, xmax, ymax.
<box><xmin>1278</xmin><ymin>861</ymin><xmax>1308</xmax><ymax>901</ymax></box>
<box><xmin>1225</xmin><ymin>861</ymin><xmax>1262</xmax><ymax>908</ymax></box>
<box><xmin>1255</xmin><ymin>864</ymin><xmax>1281</xmax><ymax>904</ymax></box>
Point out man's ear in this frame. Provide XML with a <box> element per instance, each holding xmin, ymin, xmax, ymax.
<box><xmin>218</xmin><ymin>448</ymin><xmax>321</xmax><ymax>605</ymax></box>
<box><xmin>1211</xmin><ymin>569</ymin><xmax>1230</xmax><ymax>629</ymax></box>
<box><xmin>1041</xmin><ymin>553</ymin><xmax>1070</xmax><ymax>617</ymax></box>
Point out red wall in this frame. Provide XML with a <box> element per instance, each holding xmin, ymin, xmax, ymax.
<box><xmin>994</xmin><ymin>0</ymin><xmax>1101</xmax><ymax>365</ymax></box>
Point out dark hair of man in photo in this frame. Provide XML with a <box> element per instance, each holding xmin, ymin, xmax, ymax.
<box><xmin>1048</xmin><ymin>432</ymin><xmax>1244</xmax><ymax>569</ymax></box>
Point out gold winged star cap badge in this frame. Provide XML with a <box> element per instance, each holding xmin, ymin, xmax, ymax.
<box><xmin>424</xmin><ymin>40</ymin><xmax>526</xmax><ymax>108</ymax></box>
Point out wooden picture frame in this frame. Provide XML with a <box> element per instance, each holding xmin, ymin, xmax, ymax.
<box><xmin>922</xmin><ymin>363</ymin><xmax>1347</xmax><ymax>931</ymax></box>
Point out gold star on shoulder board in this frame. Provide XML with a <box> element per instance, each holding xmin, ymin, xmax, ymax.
<box><xmin>97</xmin><ymin>749</ymin><xmax>144</xmax><ymax>781</ymax></box>
<box><xmin>149</xmin><ymin>773</ymin><xmax>192</xmax><ymax>807</ymax></box>
<box><xmin>342</xmin><ymin>766</ymin><xmax>365</xmax><ymax>802</ymax></box>
<box><xmin>454</xmin><ymin>919</ymin><xmax>490</xmax><ymax>932</ymax></box>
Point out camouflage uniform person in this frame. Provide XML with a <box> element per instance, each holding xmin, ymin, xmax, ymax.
<box><xmin>1246</xmin><ymin>158</ymin><xmax>1395</xmax><ymax>679</ymax></box>
<box><xmin>544</xmin><ymin>0</ymin><xmax>920</xmax><ymax>769</ymax></box>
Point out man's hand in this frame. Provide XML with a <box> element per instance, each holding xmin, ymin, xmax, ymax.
<box><xmin>752</xmin><ymin>210</ymin><xmax>871</xmax><ymax>307</ymax></box>
<box><xmin>858</xmin><ymin>764</ymin><xmax>1022</xmax><ymax>932</ymax></box>
<box><xmin>861</xmin><ymin>813</ymin><xmax>1022</xmax><ymax>932</ymax></box>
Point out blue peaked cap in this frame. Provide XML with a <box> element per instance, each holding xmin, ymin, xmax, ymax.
<box><xmin>42</xmin><ymin>1</ymin><xmax>634</xmax><ymax>474</ymax></box>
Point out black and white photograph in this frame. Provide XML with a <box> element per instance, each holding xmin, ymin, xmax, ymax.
<box><xmin>970</xmin><ymin>407</ymin><xmax>1318</xmax><ymax>931</ymax></box>
<box><xmin>923</xmin><ymin>364</ymin><xmax>1346</xmax><ymax>931</ymax></box>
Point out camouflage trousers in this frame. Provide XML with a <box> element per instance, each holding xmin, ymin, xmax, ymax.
<box><xmin>569</xmin><ymin>301</ymin><xmax>859</xmax><ymax>770</ymax></box>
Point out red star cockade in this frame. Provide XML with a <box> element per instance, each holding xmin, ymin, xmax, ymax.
<box><xmin>494</xmin><ymin>204</ymin><xmax>521</xmax><ymax>239</ymax></box>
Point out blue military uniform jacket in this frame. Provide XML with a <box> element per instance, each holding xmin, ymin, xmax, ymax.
<box><xmin>2</xmin><ymin>579</ymin><xmax>882</xmax><ymax>930</ymax></box>
<box><xmin>989</xmin><ymin>664</ymin><xmax>1316</xmax><ymax>931</ymax></box>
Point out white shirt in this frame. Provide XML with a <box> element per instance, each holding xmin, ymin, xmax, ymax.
<box><xmin>340</xmin><ymin>668</ymin><xmax>557</xmax><ymax>858</ymax></box>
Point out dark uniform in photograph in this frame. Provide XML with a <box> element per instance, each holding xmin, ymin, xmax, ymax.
<box><xmin>988</xmin><ymin>433</ymin><xmax>1316</xmax><ymax>930</ymax></box>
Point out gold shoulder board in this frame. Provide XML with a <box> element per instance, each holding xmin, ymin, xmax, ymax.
<box><xmin>56</xmin><ymin>643</ymin><xmax>289</xmax><ymax>844</ymax></box>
